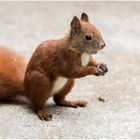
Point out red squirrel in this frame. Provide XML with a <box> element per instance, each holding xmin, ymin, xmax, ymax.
<box><xmin>0</xmin><ymin>13</ymin><xmax>108</xmax><ymax>121</ymax></box>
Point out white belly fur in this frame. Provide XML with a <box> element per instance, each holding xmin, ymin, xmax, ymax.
<box><xmin>51</xmin><ymin>76</ymin><xmax>68</xmax><ymax>96</ymax></box>
<box><xmin>81</xmin><ymin>53</ymin><xmax>90</xmax><ymax>66</ymax></box>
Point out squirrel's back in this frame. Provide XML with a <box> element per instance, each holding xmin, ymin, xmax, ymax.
<box><xmin>0</xmin><ymin>47</ymin><xmax>26</xmax><ymax>100</ymax></box>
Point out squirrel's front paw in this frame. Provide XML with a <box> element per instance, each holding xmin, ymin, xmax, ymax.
<box><xmin>94</xmin><ymin>67</ymin><xmax>105</xmax><ymax>76</ymax></box>
<box><xmin>97</xmin><ymin>63</ymin><xmax>108</xmax><ymax>73</ymax></box>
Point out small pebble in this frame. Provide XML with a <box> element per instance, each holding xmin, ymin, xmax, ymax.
<box><xmin>98</xmin><ymin>96</ymin><xmax>105</xmax><ymax>102</ymax></box>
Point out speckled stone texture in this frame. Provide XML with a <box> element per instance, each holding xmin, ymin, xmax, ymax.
<box><xmin>0</xmin><ymin>1</ymin><xmax>140</xmax><ymax>139</ymax></box>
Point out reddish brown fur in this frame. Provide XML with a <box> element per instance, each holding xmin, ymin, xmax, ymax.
<box><xmin>24</xmin><ymin>13</ymin><xmax>108</xmax><ymax>120</ymax></box>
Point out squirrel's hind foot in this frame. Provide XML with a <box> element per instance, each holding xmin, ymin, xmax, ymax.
<box><xmin>55</xmin><ymin>100</ymin><xmax>87</xmax><ymax>108</ymax></box>
<box><xmin>37</xmin><ymin>110</ymin><xmax>53</xmax><ymax>121</ymax></box>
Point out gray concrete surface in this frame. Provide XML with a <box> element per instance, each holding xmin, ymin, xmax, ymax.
<box><xmin>0</xmin><ymin>1</ymin><xmax>140</xmax><ymax>139</ymax></box>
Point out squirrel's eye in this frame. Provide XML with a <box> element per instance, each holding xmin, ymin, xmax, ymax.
<box><xmin>85</xmin><ymin>34</ymin><xmax>92</xmax><ymax>41</ymax></box>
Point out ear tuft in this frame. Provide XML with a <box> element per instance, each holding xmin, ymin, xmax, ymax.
<box><xmin>70</xmin><ymin>16</ymin><xmax>81</xmax><ymax>37</ymax></box>
<box><xmin>71</xmin><ymin>16</ymin><xmax>81</xmax><ymax>29</ymax></box>
<box><xmin>81</xmin><ymin>12</ymin><xmax>89</xmax><ymax>22</ymax></box>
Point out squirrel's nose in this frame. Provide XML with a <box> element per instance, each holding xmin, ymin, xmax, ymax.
<box><xmin>100</xmin><ymin>42</ymin><xmax>105</xmax><ymax>49</ymax></box>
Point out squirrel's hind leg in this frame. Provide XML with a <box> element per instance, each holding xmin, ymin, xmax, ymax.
<box><xmin>24</xmin><ymin>71</ymin><xmax>53</xmax><ymax>121</ymax></box>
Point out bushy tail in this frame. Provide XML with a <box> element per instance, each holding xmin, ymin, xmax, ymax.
<box><xmin>0</xmin><ymin>47</ymin><xmax>26</xmax><ymax>100</ymax></box>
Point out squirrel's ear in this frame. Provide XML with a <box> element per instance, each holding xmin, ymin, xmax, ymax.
<box><xmin>70</xmin><ymin>16</ymin><xmax>81</xmax><ymax>36</ymax></box>
<box><xmin>81</xmin><ymin>12</ymin><xmax>89</xmax><ymax>22</ymax></box>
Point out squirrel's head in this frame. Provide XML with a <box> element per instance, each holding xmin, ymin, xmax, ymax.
<box><xmin>69</xmin><ymin>13</ymin><xmax>105</xmax><ymax>54</ymax></box>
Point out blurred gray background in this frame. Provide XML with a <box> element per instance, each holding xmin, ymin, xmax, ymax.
<box><xmin>0</xmin><ymin>1</ymin><xmax>140</xmax><ymax>139</ymax></box>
